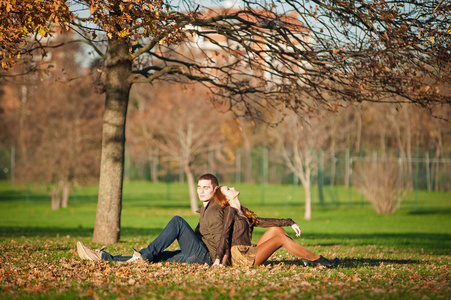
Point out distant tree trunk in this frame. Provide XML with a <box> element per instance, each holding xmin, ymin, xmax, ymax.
<box><xmin>355</xmin><ymin>108</ymin><xmax>362</xmax><ymax>153</ymax></box>
<box><xmin>61</xmin><ymin>182</ymin><xmax>70</xmax><ymax>208</ymax></box>
<box><xmin>93</xmin><ymin>36</ymin><xmax>132</xmax><ymax>245</ymax></box>
<box><xmin>380</xmin><ymin>129</ymin><xmax>387</xmax><ymax>157</ymax></box>
<box><xmin>403</xmin><ymin>106</ymin><xmax>413</xmax><ymax>177</ymax></box>
<box><xmin>208</xmin><ymin>147</ymin><xmax>216</xmax><ymax>175</ymax></box>
<box><xmin>51</xmin><ymin>183</ymin><xmax>62</xmax><ymax>210</ymax></box>
<box><xmin>150</xmin><ymin>149</ymin><xmax>159</xmax><ymax>183</ymax></box>
<box><xmin>304</xmin><ymin>182</ymin><xmax>312</xmax><ymax>221</ymax></box>
<box><xmin>434</xmin><ymin>141</ymin><xmax>441</xmax><ymax>192</ymax></box>
<box><xmin>184</xmin><ymin>163</ymin><xmax>199</xmax><ymax>213</ymax></box>
<box><xmin>51</xmin><ymin>195</ymin><xmax>61</xmax><ymax>210</ymax></box>
<box><xmin>298</xmin><ymin>164</ymin><xmax>312</xmax><ymax>221</ymax></box>
<box><xmin>330</xmin><ymin>138</ymin><xmax>336</xmax><ymax>186</ymax></box>
<box><xmin>18</xmin><ymin>85</ymin><xmax>29</xmax><ymax>180</ymax></box>
<box><xmin>241</xmin><ymin>132</ymin><xmax>253</xmax><ymax>184</ymax></box>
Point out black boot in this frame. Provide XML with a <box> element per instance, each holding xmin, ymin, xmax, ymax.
<box><xmin>301</xmin><ymin>256</ymin><xmax>340</xmax><ymax>268</ymax></box>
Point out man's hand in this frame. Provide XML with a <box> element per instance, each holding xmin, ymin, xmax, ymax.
<box><xmin>291</xmin><ymin>223</ymin><xmax>301</xmax><ymax>237</ymax></box>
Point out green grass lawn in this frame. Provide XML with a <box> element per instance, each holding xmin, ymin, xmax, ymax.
<box><xmin>0</xmin><ymin>180</ymin><xmax>450</xmax><ymax>299</ymax></box>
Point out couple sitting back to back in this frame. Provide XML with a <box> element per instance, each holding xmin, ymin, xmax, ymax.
<box><xmin>77</xmin><ymin>174</ymin><xmax>339</xmax><ymax>268</ymax></box>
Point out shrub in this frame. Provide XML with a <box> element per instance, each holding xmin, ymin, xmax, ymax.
<box><xmin>356</xmin><ymin>159</ymin><xmax>406</xmax><ymax>214</ymax></box>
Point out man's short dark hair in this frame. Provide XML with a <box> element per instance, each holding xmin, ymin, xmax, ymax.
<box><xmin>198</xmin><ymin>173</ymin><xmax>219</xmax><ymax>187</ymax></box>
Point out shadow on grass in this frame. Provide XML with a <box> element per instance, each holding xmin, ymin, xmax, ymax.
<box><xmin>265</xmin><ymin>257</ymin><xmax>421</xmax><ymax>268</ymax></box>
<box><xmin>0</xmin><ymin>226</ymin><xmax>166</xmax><ymax>239</ymax></box>
<box><xmin>302</xmin><ymin>233</ymin><xmax>451</xmax><ymax>255</ymax></box>
<box><xmin>1</xmin><ymin>227</ymin><xmax>449</xmax><ymax>255</ymax></box>
<box><xmin>340</xmin><ymin>257</ymin><xmax>421</xmax><ymax>267</ymax></box>
<box><xmin>0</xmin><ymin>190</ymin><xmax>48</xmax><ymax>202</ymax></box>
<box><xmin>0</xmin><ymin>190</ymin><xmax>99</xmax><ymax>204</ymax></box>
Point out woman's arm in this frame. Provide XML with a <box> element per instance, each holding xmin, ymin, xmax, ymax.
<box><xmin>214</xmin><ymin>206</ymin><xmax>236</xmax><ymax>265</ymax></box>
<box><xmin>257</xmin><ymin>217</ymin><xmax>301</xmax><ymax>236</ymax></box>
<box><xmin>256</xmin><ymin>217</ymin><xmax>296</xmax><ymax>228</ymax></box>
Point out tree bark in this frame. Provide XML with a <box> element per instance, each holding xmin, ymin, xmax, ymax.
<box><xmin>93</xmin><ymin>36</ymin><xmax>132</xmax><ymax>244</ymax></box>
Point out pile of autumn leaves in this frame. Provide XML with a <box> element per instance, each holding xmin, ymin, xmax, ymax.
<box><xmin>1</xmin><ymin>238</ymin><xmax>450</xmax><ymax>299</ymax></box>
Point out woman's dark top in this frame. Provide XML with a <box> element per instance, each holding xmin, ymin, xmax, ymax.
<box><xmin>215</xmin><ymin>206</ymin><xmax>295</xmax><ymax>261</ymax></box>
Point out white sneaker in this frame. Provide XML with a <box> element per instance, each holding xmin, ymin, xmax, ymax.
<box><xmin>77</xmin><ymin>241</ymin><xmax>104</xmax><ymax>261</ymax></box>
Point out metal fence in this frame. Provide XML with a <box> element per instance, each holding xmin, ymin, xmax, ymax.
<box><xmin>1</xmin><ymin>145</ymin><xmax>450</xmax><ymax>192</ymax></box>
<box><xmin>123</xmin><ymin>147</ymin><xmax>451</xmax><ymax>192</ymax></box>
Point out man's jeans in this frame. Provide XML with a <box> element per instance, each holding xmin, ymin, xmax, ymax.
<box><xmin>101</xmin><ymin>216</ymin><xmax>211</xmax><ymax>264</ymax></box>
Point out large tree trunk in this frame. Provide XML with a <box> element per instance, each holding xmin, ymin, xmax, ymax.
<box><xmin>93</xmin><ymin>36</ymin><xmax>132</xmax><ymax>244</ymax></box>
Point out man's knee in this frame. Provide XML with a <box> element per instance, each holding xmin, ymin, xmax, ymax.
<box><xmin>170</xmin><ymin>215</ymin><xmax>185</xmax><ymax>225</ymax></box>
<box><xmin>169</xmin><ymin>215</ymin><xmax>190</xmax><ymax>231</ymax></box>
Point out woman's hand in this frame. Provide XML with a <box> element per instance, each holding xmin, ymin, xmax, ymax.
<box><xmin>212</xmin><ymin>258</ymin><xmax>222</xmax><ymax>267</ymax></box>
<box><xmin>291</xmin><ymin>223</ymin><xmax>301</xmax><ymax>237</ymax></box>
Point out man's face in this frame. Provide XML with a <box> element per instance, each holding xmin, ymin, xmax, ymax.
<box><xmin>197</xmin><ymin>179</ymin><xmax>216</xmax><ymax>203</ymax></box>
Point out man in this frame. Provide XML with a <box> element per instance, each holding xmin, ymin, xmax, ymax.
<box><xmin>77</xmin><ymin>173</ymin><xmax>224</xmax><ymax>265</ymax></box>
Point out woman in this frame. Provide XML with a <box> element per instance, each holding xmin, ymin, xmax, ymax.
<box><xmin>213</xmin><ymin>186</ymin><xmax>339</xmax><ymax>267</ymax></box>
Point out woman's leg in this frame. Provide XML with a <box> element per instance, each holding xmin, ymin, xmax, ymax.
<box><xmin>254</xmin><ymin>227</ymin><xmax>320</xmax><ymax>266</ymax></box>
<box><xmin>256</xmin><ymin>227</ymin><xmax>289</xmax><ymax>246</ymax></box>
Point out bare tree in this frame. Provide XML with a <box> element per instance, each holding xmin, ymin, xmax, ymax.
<box><xmin>7</xmin><ymin>72</ymin><xmax>103</xmax><ymax>209</ymax></box>
<box><xmin>127</xmin><ymin>85</ymin><xmax>161</xmax><ymax>182</ymax></box>
<box><xmin>128</xmin><ymin>81</ymin><xmax>238</xmax><ymax>212</ymax></box>
<box><xmin>346</xmin><ymin>102</ymin><xmax>451</xmax><ymax>190</ymax></box>
<box><xmin>1</xmin><ymin>31</ymin><xmax>103</xmax><ymax>209</ymax></box>
<box><xmin>356</xmin><ymin>159</ymin><xmax>406</xmax><ymax>215</ymax></box>
<box><xmin>271</xmin><ymin>109</ymin><xmax>329</xmax><ymax>220</ymax></box>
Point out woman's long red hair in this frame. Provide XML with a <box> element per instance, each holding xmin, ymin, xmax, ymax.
<box><xmin>214</xmin><ymin>187</ymin><xmax>259</xmax><ymax>226</ymax></box>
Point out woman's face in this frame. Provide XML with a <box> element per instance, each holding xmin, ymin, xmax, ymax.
<box><xmin>220</xmin><ymin>186</ymin><xmax>240</xmax><ymax>207</ymax></box>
